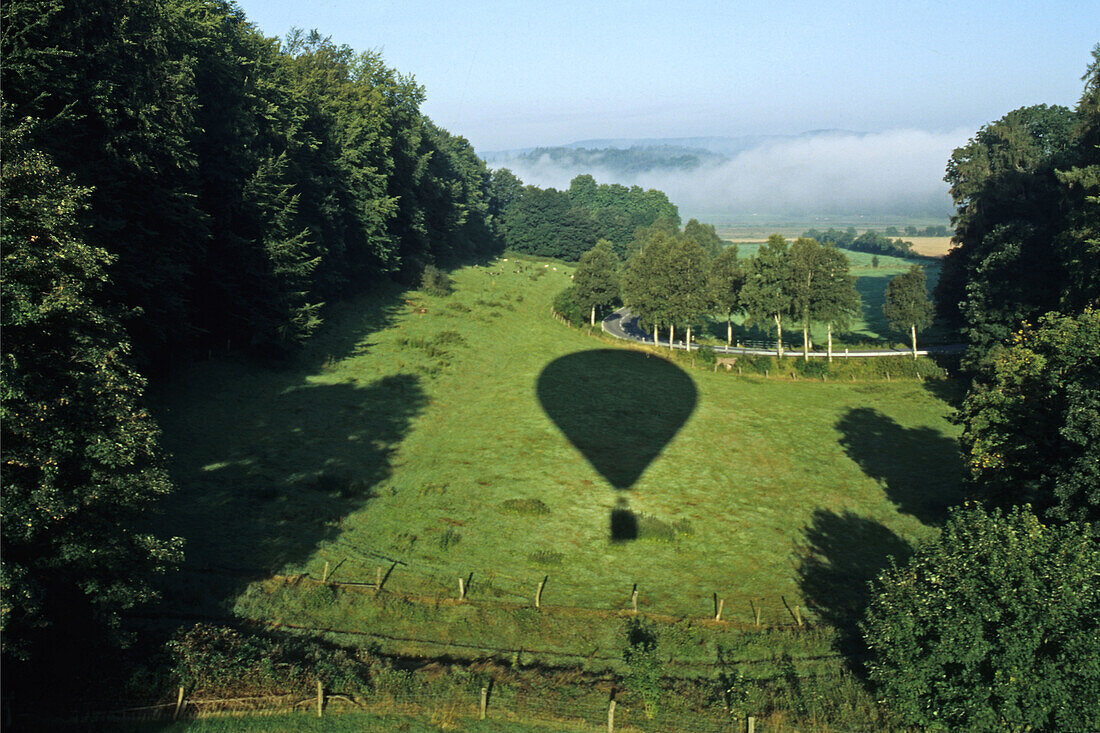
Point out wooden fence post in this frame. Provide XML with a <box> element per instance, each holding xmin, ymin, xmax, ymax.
<box><xmin>480</xmin><ymin>686</ymin><xmax>488</xmax><ymax>720</ymax></box>
<box><xmin>608</xmin><ymin>699</ymin><xmax>616</xmax><ymax>732</ymax></box>
<box><xmin>748</xmin><ymin>715</ymin><xmax>756</xmax><ymax>733</ymax></box>
<box><xmin>782</xmin><ymin>596</ymin><xmax>804</xmax><ymax>627</ymax></box>
<box><xmin>751</xmin><ymin>599</ymin><xmax>761</xmax><ymax>628</ymax></box>
<box><xmin>715</xmin><ymin>598</ymin><xmax>725</xmax><ymax>622</ymax></box>
<box><xmin>536</xmin><ymin>575</ymin><xmax>547</xmax><ymax>609</ymax></box>
<box><xmin>375</xmin><ymin>566</ymin><xmax>382</xmax><ymax>593</ymax></box>
<box><xmin>173</xmin><ymin>686</ymin><xmax>185</xmax><ymax>720</ymax></box>
<box><xmin>316</xmin><ymin>680</ymin><xmax>323</xmax><ymax>718</ymax></box>
<box><xmin>631</xmin><ymin>584</ymin><xmax>638</xmax><ymax>613</ymax></box>
<box><xmin>322</xmin><ymin>561</ymin><xmax>329</xmax><ymax>584</ymax></box>
<box><xmin>458</xmin><ymin>577</ymin><xmax>465</xmax><ymax>600</ymax></box>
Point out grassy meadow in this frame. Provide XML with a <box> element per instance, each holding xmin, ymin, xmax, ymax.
<box><xmin>150</xmin><ymin>253</ymin><xmax>963</xmax><ymax>672</ymax></box>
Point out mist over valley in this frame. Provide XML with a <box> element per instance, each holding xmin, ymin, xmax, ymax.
<box><xmin>485</xmin><ymin>128</ymin><xmax>971</xmax><ymax>223</ymax></box>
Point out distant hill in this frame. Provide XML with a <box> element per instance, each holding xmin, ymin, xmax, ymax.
<box><xmin>482</xmin><ymin>144</ymin><xmax>728</xmax><ymax>176</ymax></box>
<box><xmin>484</xmin><ymin>130</ymin><xmax>865</xmax><ymax>161</ymax></box>
<box><xmin>483</xmin><ymin>129</ymin><xmax>957</xmax><ymax>221</ymax></box>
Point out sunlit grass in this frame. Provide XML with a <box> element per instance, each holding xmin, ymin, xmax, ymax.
<box><xmin>153</xmin><ymin>254</ymin><xmax>962</xmax><ymax>665</ymax></box>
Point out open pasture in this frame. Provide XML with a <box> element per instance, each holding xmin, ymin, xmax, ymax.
<box><xmin>152</xmin><ymin>255</ymin><xmax>962</xmax><ymax>659</ymax></box>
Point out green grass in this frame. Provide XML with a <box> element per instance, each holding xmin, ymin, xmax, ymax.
<box><xmin>151</xmin><ymin>254</ymin><xmax>962</xmax><ymax>670</ymax></box>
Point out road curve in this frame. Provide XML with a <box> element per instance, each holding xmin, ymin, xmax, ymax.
<box><xmin>601</xmin><ymin>307</ymin><xmax>965</xmax><ymax>358</ymax></box>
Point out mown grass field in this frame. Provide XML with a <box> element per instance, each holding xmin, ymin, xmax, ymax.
<box><xmin>151</xmin><ymin>254</ymin><xmax>962</xmax><ymax>671</ymax></box>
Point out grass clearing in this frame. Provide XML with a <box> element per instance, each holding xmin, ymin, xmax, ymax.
<box><xmin>151</xmin><ymin>254</ymin><xmax>962</xmax><ymax>672</ymax></box>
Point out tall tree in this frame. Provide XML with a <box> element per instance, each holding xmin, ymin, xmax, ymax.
<box><xmin>812</xmin><ymin>245</ymin><xmax>861</xmax><ymax>361</ymax></box>
<box><xmin>682</xmin><ymin>218</ymin><xmax>723</xmax><ymax>258</ymax></box>
<box><xmin>664</xmin><ymin>236</ymin><xmax>714</xmax><ymax>349</ymax></box>
<box><xmin>938</xmin><ymin>103</ymin><xmax>1077</xmax><ymax>365</ymax></box>
<box><xmin>788</xmin><ymin>237</ymin><xmax>829</xmax><ymax>360</ymax></box>
<box><xmin>621</xmin><ymin>231</ymin><xmax>677</xmax><ymax>346</ymax></box>
<box><xmin>1</xmin><ymin>131</ymin><xmax>181</xmax><ymax>662</ymax></box>
<box><xmin>572</xmin><ymin>240</ymin><xmax>620</xmax><ymax>325</ymax></box>
<box><xmin>709</xmin><ymin>245</ymin><xmax>744</xmax><ymax>346</ymax></box>
<box><xmin>741</xmin><ymin>234</ymin><xmax>794</xmax><ymax>357</ymax></box>
<box><xmin>883</xmin><ymin>265</ymin><xmax>934</xmax><ymax>358</ymax></box>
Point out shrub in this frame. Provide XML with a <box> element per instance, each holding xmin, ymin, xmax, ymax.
<box><xmin>168</xmin><ymin>624</ymin><xmax>372</xmax><ymax>698</ymax></box>
<box><xmin>552</xmin><ymin>286</ymin><xmax>589</xmax><ymax>327</ymax></box>
<box><xmin>636</xmin><ymin>513</ymin><xmax>693</xmax><ymax>542</ymax></box>
<box><xmin>622</xmin><ymin>616</ymin><xmax>664</xmax><ymax>719</ymax></box>
<box><xmin>421</xmin><ymin>264</ymin><xmax>454</xmax><ymax>296</ymax></box>
<box><xmin>501</xmin><ymin>497</ymin><xmax>551</xmax><ymax>516</ymax></box>
<box><xmin>694</xmin><ymin>344</ymin><xmax>717</xmax><ymax>366</ymax></box>
<box><xmin>861</xmin><ymin>504</ymin><xmax>1100</xmax><ymax>731</ymax></box>
<box><xmin>528</xmin><ymin>550</ymin><xmax>564</xmax><ymax>566</ymax></box>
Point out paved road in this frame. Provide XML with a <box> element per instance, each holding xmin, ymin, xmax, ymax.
<box><xmin>601</xmin><ymin>307</ymin><xmax>965</xmax><ymax>358</ymax></box>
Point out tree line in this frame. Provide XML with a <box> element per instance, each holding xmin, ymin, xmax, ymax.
<box><xmin>802</xmin><ymin>227</ymin><xmax>917</xmax><ymax>258</ymax></box>
<box><xmin>492</xmin><ymin>171</ymin><xmax>681</xmax><ymax>260</ymax></box>
<box><xmin>1</xmin><ymin>0</ymin><xmax>503</xmax><ymax>675</ymax></box>
<box><xmin>569</xmin><ymin>228</ymin><xmax>935</xmax><ymax>358</ymax></box>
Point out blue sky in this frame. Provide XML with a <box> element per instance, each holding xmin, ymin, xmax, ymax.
<box><xmin>238</xmin><ymin>0</ymin><xmax>1096</xmax><ymax>153</ymax></box>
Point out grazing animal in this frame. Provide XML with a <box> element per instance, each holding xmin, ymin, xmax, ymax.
<box><xmin>715</xmin><ymin>356</ymin><xmax>738</xmax><ymax>371</ymax></box>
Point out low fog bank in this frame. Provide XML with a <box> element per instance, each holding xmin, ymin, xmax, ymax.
<box><xmin>492</xmin><ymin>129</ymin><xmax>972</xmax><ymax>220</ymax></box>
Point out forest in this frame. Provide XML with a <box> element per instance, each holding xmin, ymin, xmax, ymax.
<box><xmin>1</xmin><ymin>0</ymin><xmax>1099</xmax><ymax>726</ymax></box>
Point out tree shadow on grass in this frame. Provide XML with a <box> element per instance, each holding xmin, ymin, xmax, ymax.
<box><xmin>796</xmin><ymin>509</ymin><xmax>913</xmax><ymax>669</ymax></box>
<box><xmin>837</xmin><ymin>407</ymin><xmax>964</xmax><ymax>525</ymax></box>
<box><xmin>154</xmin><ymin>372</ymin><xmax>427</xmax><ymax>614</ymax></box>
<box><xmin>536</xmin><ymin>349</ymin><xmax>696</xmax><ymax>541</ymax></box>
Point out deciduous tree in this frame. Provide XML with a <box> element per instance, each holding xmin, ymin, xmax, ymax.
<box><xmin>1</xmin><ymin>132</ymin><xmax>181</xmax><ymax>661</ymax></box>
<box><xmin>572</xmin><ymin>240</ymin><xmax>620</xmax><ymax>325</ymax></box>
<box><xmin>862</xmin><ymin>504</ymin><xmax>1100</xmax><ymax>731</ymax></box>
<box><xmin>709</xmin><ymin>245</ymin><xmax>744</xmax><ymax>346</ymax></box>
<box><xmin>883</xmin><ymin>265</ymin><xmax>934</xmax><ymax>358</ymax></box>
<box><xmin>958</xmin><ymin>309</ymin><xmax>1100</xmax><ymax>532</ymax></box>
<box><xmin>813</xmin><ymin>246</ymin><xmax>861</xmax><ymax>361</ymax></box>
<box><xmin>741</xmin><ymin>234</ymin><xmax>794</xmax><ymax>357</ymax></box>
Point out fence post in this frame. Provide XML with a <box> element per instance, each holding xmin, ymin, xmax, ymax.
<box><xmin>458</xmin><ymin>577</ymin><xmax>465</xmax><ymax>600</ymax></box>
<box><xmin>748</xmin><ymin>715</ymin><xmax>756</xmax><ymax>733</ymax></box>
<box><xmin>375</xmin><ymin>566</ymin><xmax>382</xmax><ymax>593</ymax></box>
<box><xmin>715</xmin><ymin>598</ymin><xmax>725</xmax><ymax>622</ymax></box>
<box><xmin>480</xmin><ymin>686</ymin><xmax>488</xmax><ymax>720</ymax></box>
<box><xmin>173</xmin><ymin>686</ymin><xmax>185</xmax><ymax>720</ymax></box>
<box><xmin>631</xmin><ymin>584</ymin><xmax>638</xmax><ymax>613</ymax></box>
<box><xmin>316</xmin><ymin>680</ymin><xmax>323</xmax><ymax>718</ymax></box>
<box><xmin>608</xmin><ymin>699</ymin><xmax>616</xmax><ymax>732</ymax></box>
<box><xmin>536</xmin><ymin>575</ymin><xmax>547</xmax><ymax>609</ymax></box>
<box><xmin>322</xmin><ymin>561</ymin><xmax>329</xmax><ymax>584</ymax></box>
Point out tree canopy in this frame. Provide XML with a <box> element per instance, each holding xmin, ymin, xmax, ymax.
<box><xmin>572</xmin><ymin>240</ymin><xmax>621</xmax><ymax>325</ymax></box>
<box><xmin>741</xmin><ymin>234</ymin><xmax>795</xmax><ymax>356</ymax></box>
<box><xmin>957</xmin><ymin>309</ymin><xmax>1100</xmax><ymax>533</ymax></box>
<box><xmin>883</xmin><ymin>265</ymin><xmax>934</xmax><ymax>356</ymax></box>
<box><xmin>862</xmin><ymin>504</ymin><xmax>1100</xmax><ymax>731</ymax></box>
<box><xmin>1</xmin><ymin>129</ymin><xmax>181</xmax><ymax>659</ymax></box>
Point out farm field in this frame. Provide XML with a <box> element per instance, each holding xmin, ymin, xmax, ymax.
<box><xmin>150</xmin><ymin>254</ymin><xmax>963</xmax><ymax>669</ymax></box>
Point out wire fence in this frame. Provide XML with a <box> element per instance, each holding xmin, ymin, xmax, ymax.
<box><xmin>45</xmin><ymin>683</ymin><xmax>760</xmax><ymax>732</ymax></box>
<box><xmin>179</xmin><ymin>561</ymin><xmax>818</xmax><ymax>633</ymax></box>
